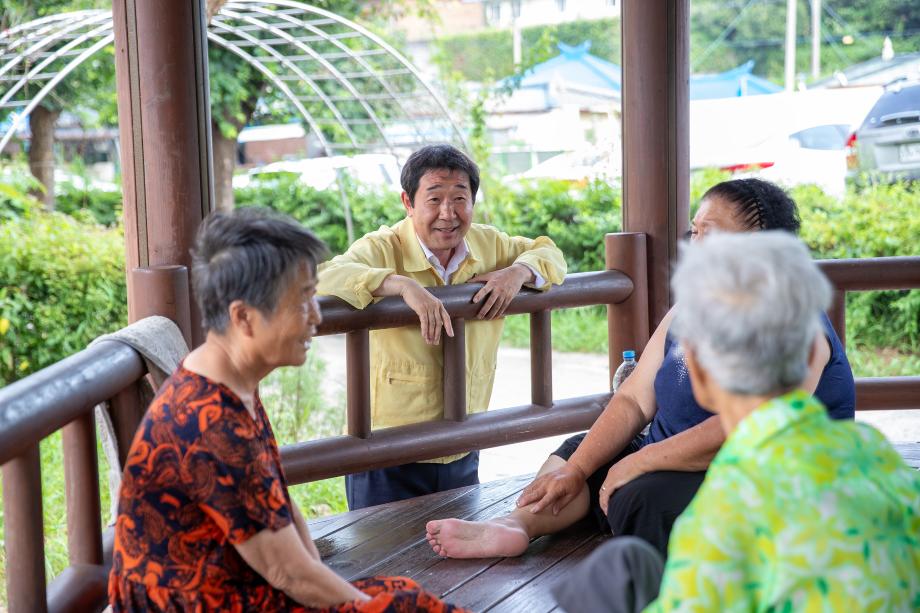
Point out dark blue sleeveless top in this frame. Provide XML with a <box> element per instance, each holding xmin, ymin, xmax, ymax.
<box><xmin>642</xmin><ymin>313</ymin><xmax>855</xmax><ymax>446</ymax></box>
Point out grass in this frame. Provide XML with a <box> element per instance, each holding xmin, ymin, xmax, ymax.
<box><xmin>259</xmin><ymin>353</ymin><xmax>349</xmax><ymax>519</ymax></box>
<box><xmin>501</xmin><ymin>306</ymin><xmax>920</xmax><ymax>378</ymax></box>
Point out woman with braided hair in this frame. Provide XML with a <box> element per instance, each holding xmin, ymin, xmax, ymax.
<box><xmin>425</xmin><ymin>178</ymin><xmax>855</xmax><ymax>560</ymax></box>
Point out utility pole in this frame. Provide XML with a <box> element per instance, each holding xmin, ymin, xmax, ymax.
<box><xmin>785</xmin><ymin>0</ymin><xmax>797</xmax><ymax>91</ymax></box>
<box><xmin>811</xmin><ymin>0</ymin><xmax>821</xmax><ymax>79</ymax></box>
<box><xmin>512</xmin><ymin>0</ymin><xmax>522</xmax><ymax>67</ymax></box>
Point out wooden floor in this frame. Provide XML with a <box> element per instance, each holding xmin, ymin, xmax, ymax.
<box><xmin>307</xmin><ymin>474</ymin><xmax>606</xmax><ymax>612</ymax></box>
<box><xmin>308</xmin><ymin>443</ymin><xmax>920</xmax><ymax>613</ymax></box>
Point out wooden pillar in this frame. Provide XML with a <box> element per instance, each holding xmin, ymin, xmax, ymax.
<box><xmin>621</xmin><ymin>0</ymin><xmax>690</xmax><ymax>331</ymax></box>
<box><xmin>113</xmin><ymin>0</ymin><xmax>214</xmax><ymax>346</ymax></box>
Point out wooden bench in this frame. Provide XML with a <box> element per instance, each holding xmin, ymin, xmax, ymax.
<box><xmin>309</xmin><ymin>443</ymin><xmax>920</xmax><ymax>612</ymax></box>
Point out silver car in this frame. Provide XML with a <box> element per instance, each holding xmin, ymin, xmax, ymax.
<box><xmin>847</xmin><ymin>80</ymin><xmax>920</xmax><ymax>183</ymax></box>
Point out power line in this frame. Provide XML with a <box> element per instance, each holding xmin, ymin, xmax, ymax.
<box><xmin>692</xmin><ymin>0</ymin><xmax>763</xmax><ymax>71</ymax></box>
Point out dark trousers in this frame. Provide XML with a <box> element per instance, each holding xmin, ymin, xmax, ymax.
<box><xmin>553</xmin><ymin>433</ymin><xmax>706</xmax><ymax>557</ymax></box>
<box><xmin>552</xmin><ymin>536</ymin><xmax>664</xmax><ymax>613</ymax></box>
<box><xmin>345</xmin><ymin>451</ymin><xmax>480</xmax><ymax>510</ymax></box>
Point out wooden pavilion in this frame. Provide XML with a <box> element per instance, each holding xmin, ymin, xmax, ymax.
<box><xmin>0</xmin><ymin>1</ymin><xmax>918</xmax><ymax>611</ymax></box>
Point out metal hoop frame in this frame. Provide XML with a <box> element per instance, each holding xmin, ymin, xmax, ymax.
<box><xmin>0</xmin><ymin>1</ymin><xmax>466</xmax><ymax>158</ymax></box>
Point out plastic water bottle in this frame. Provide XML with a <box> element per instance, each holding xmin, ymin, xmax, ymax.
<box><xmin>611</xmin><ymin>350</ymin><xmax>637</xmax><ymax>392</ymax></box>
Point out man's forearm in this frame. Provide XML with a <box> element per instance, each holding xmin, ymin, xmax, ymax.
<box><xmin>567</xmin><ymin>393</ymin><xmax>649</xmax><ymax>479</ymax></box>
<box><xmin>636</xmin><ymin>415</ymin><xmax>724</xmax><ymax>473</ymax></box>
<box><xmin>372</xmin><ymin>273</ymin><xmax>415</xmax><ymax>297</ymax></box>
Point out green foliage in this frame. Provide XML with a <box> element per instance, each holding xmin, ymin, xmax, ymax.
<box><xmin>259</xmin><ymin>354</ymin><xmax>349</xmax><ymax>517</ymax></box>
<box><xmin>794</xmin><ymin>181</ymin><xmax>920</xmax><ymax>352</ymax></box>
<box><xmin>690</xmin><ymin>0</ymin><xmax>920</xmax><ymax>82</ymax></box>
<box><xmin>0</xmin><ymin>166</ymin><xmax>43</xmax><ymax>221</ymax></box>
<box><xmin>234</xmin><ymin>174</ymin><xmax>404</xmax><ymax>256</ymax></box>
<box><xmin>496</xmin><ymin>178</ymin><xmax>919</xmax><ymax>358</ymax></box>
<box><xmin>0</xmin><ymin>208</ymin><xmax>127</xmax><ymax>385</ymax></box>
<box><xmin>434</xmin><ymin>18</ymin><xmax>620</xmax><ymax>82</ymax></box>
<box><xmin>55</xmin><ymin>182</ymin><xmax>122</xmax><ymax>226</ymax></box>
<box><xmin>482</xmin><ymin>178</ymin><xmax>621</xmax><ymax>272</ymax></box>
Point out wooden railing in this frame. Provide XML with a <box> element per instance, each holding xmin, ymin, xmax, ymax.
<box><xmin>1</xmin><ymin>237</ymin><xmax>918</xmax><ymax>612</ymax></box>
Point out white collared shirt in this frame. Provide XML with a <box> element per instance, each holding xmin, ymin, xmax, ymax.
<box><xmin>416</xmin><ymin>235</ymin><xmax>544</xmax><ymax>286</ymax></box>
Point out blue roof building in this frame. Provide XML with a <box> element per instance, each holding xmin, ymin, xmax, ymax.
<box><xmin>499</xmin><ymin>42</ymin><xmax>780</xmax><ymax>111</ymax></box>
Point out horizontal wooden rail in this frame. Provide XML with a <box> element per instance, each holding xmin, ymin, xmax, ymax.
<box><xmin>817</xmin><ymin>257</ymin><xmax>920</xmax><ymax>291</ymax></box>
<box><xmin>281</xmin><ymin>392</ymin><xmax>614</xmax><ymax>483</ymax></box>
<box><xmin>0</xmin><ymin>257</ymin><xmax>917</xmax><ymax>612</ymax></box>
<box><xmin>0</xmin><ymin>341</ymin><xmax>146</xmax><ymax>466</ymax></box>
<box><xmin>315</xmin><ymin>270</ymin><xmax>634</xmax><ymax>335</ymax></box>
<box><xmin>817</xmin><ymin>256</ymin><xmax>920</xmax><ymax>347</ymax></box>
<box><xmin>856</xmin><ymin>377</ymin><xmax>920</xmax><ymax>411</ymax></box>
<box><xmin>46</xmin><ymin>564</ymin><xmax>109</xmax><ymax>613</ymax></box>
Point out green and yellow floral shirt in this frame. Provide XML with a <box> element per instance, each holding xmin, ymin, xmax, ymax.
<box><xmin>646</xmin><ymin>390</ymin><xmax>920</xmax><ymax>612</ymax></box>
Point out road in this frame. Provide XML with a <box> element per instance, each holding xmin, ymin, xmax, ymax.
<box><xmin>310</xmin><ymin>334</ymin><xmax>920</xmax><ymax>483</ymax></box>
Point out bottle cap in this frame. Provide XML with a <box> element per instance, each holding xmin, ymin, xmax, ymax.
<box><xmin>623</xmin><ymin>350</ymin><xmax>636</xmax><ymax>359</ymax></box>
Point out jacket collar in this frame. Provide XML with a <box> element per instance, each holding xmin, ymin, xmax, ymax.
<box><xmin>396</xmin><ymin>218</ymin><xmax>480</xmax><ymax>273</ymax></box>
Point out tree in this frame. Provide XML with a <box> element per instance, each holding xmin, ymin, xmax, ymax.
<box><xmin>205</xmin><ymin>0</ymin><xmax>432</xmax><ymax>211</ymax></box>
<box><xmin>690</xmin><ymin>0</ymin><xmax>920</xmax><ymax>81</ymax></box>
<box><xmin>0</xmin><ymin>0</ymin><xmax>116</xmax><ymax>209</ymax></box>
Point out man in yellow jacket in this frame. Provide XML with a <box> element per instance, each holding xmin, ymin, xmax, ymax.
<box><xmin>318</xmin><ymin>144</ymin><xmax>566</xmax><ymax>509</ymax></box>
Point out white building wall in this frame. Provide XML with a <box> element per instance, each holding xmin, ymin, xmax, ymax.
<box><xmin>484</xmin><ymin>0</ymin><xmax>620</xmax><ymax>29</ymax></box>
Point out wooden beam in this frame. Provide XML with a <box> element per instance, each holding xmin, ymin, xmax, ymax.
<box><xmin>621</xmin><ymin>0</ymin><xmax>690</xmax><ymax>331</ymax></box>
<box><xmin>112</xmin><ymin>0</ymin><xmax>214</xmax><ymax>345</ymax></box>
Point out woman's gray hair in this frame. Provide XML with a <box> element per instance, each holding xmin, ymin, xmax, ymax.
<box><xmin>192</xmin><ymin>207</ymin><xmax>327</xmax><ymax>333</ymax></box>
<box><xmin>670</xmin><ymin>231</ymin><xmax>831</xmax><ymax>396</ymax></box>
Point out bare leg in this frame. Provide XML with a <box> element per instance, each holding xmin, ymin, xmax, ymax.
<box><xmin>425</xmin><ymin>455</ymin><xmax>591</xmax><ymax>558</ymax></box>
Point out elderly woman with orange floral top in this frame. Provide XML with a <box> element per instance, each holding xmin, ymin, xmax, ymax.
<box><xmin>108</xmin><ymin>207</ymin><xmax>467</xmax><ymax>612</ymax></box>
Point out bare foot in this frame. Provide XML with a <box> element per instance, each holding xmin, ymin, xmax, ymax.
<box><xmin>425</xmin><ymin>517</ymin><xmax>530</xmax><ymax>558</ymax></box>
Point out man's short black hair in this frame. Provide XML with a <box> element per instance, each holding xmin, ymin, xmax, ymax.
<box><xmin>400</xmin><ymin>144</ymin><xmax>480</xmax><ymax>205</ymax></box>
<box><xmin>191</xmin><ymin>207</ymin><xmax>327</xmax><ymax>333</ymax></box>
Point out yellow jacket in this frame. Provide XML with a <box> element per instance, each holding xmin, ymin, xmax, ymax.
<box><xmin>317</xmin><ymin>218</ymin><xmax>566</xmax><ymax>463</ymax></box>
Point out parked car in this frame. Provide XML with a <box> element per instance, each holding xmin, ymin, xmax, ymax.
<box><xmin>757</xmin><ymin>123</ymin><xmax>853</xmax><ymax>197</ymax></box>
<box><xmin>233</xmin><ymin>153</ymin><xmax>401</xmax><ymax>192</ymax></box>
<box><xmin>847</xmin><ymin>80</ymin><xmax>920</xmax><ymax>183</ymax></box>
<box><xmin>503</xmin><ymin>145</ymin><xmax>622</xmax><ymax>186</ymax></box>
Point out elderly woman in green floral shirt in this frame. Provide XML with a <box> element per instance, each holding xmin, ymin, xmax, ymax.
<box><xmin>552</xmin><ymin>232</ymin><xmax>920</xmax><ymax>613</ymax></box>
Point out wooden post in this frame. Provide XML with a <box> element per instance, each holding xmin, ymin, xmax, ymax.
<box><xmin>606</xmin><ymin>232</ymin><xmax>650</xmax><ymax>384</ymax></box>
<box><xmin>113</xmin><ymin>0</ymin><xmax>213</xmax><ymax>346</ymax></box>
<box><xmin>346</xmin><ymin>330</ymin><xmax>372</xmax><ymax>438</ymax></box>
<box><xmin>530</xmin><ymin>310</ymin><xmax>553</xmax><ymax>407</ymax></box>
<box><xmin>129</xmin><ymin>266</ymin><xmax>194</xmax><ymax>348</ymax></box>
<box><xmin>443</xmin><ymin>318</ymin><xmax>467</xmax><ymax>421</ymax></box>
<box><xmin>3</xmin><ymin>446</ymin><xmax>47</xmax><ymax>613</ymax></box>
<box><xmin>621</xmin><ymin>0</ymin><xmax>690</xmax><ymax>332</ymax></box>
<box><xmin>62</xmin><ymin>414</ymin><xmax>103</xmax><ymax>566</ymax></box>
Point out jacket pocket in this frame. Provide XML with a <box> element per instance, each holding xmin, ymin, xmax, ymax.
<box><xmin>373</xmin><ymin>367</ymin><xmax>440</xmax><ymax>427</ymax></box>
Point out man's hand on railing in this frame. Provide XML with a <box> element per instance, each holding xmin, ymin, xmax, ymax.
<box><xmin>373</xmin><ymin>274</ymin><xmax>454</xmax><ymax>345</ymax></box>
<box><xmin>516</xmin><ymin>462</ymin><xmax>587</xmax><ymax>516</ymax></box>
<box><xmin>469</xmin><ymin>263</ymin><xmax>534</xmax><ymax>320</ymax></box>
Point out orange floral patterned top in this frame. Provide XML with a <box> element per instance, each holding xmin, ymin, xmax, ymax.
<box><xmin>108</xmin><ymin>364</ymin><xmax>299</xmax><ymax>612</ymax></box>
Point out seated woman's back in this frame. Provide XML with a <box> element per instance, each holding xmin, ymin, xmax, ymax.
<box><xmin>656</xmin><ymin>390</ymin><xmax>920</xmax><ymax>611</ymax></box>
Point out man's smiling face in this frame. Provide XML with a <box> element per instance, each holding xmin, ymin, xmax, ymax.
<box><xmin>402</xmin><ymin>168</ymin><xmax>473</xmax><ymax>260</ymax></box>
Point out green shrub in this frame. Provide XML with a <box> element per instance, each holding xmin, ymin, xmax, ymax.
<box><xmin>0</xmin><ymin>206</ymin><xmax>127</xmax><ymax>385</ymax></box>
<box><xmin>795</xmin><ymin>182</ymin><xmax>920</xmax><ymax>352</ymax></box>
<box><xmin>435</xmin><ymin>18</ymin><xmax>619</xmax><ymax>82</ymax></box>
<box><xmin>234</xmin><ymin>175</ymin><xmax>404</xmax><ymax>256</ymax></box>
<box><xmin>481</xmin><ymin>178</ymin><xmax>622</xmax><ymax>272</ymax></box>
<box><xmin>56</xmin><ymin>182</ymin><xmax>123</xmax><ymax>227</ymax></box>
<box><xmin>0</xmin><ymin>167</ymin><xmax>43</xmax><ymax>221</ymax></box>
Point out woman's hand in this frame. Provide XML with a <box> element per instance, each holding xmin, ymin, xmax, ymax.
<box><xmin>516</xmin><ymin>463</ymin><xmax>587</xmax><ymax>515</ymax></box>
<box><xmin>598</xmin><ymin>452</ymin><xmax>648</xmax><ymax>515</ymax></box>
